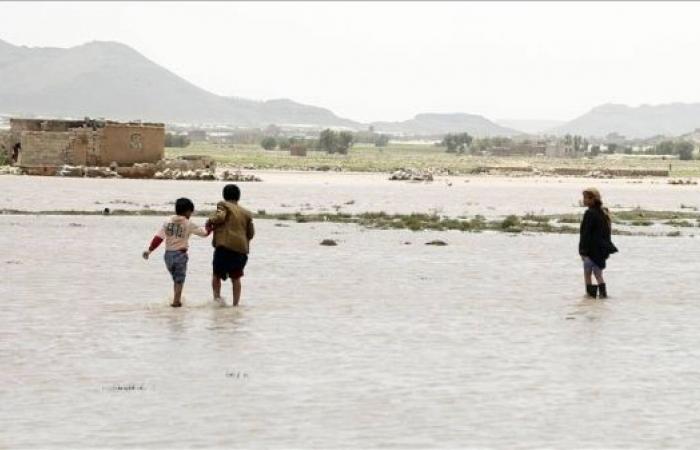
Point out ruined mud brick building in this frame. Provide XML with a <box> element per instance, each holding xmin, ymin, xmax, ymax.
<box><xmin>8</xmin><ymin>118</ymin><xmax>164</xmax><ymax>174</ymax></box>
<box><xmin>0</xmin><ymin>131</ymin><xmax>12</xmax><ymax>161</ymax></box>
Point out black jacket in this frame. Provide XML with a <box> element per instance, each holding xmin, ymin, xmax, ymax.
<box><xmin>579</xmin><ymin>207</ymin><xmax>618</xmax><ymax>269</ymax></box>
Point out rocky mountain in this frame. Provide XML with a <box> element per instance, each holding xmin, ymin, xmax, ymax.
<box><xmin>552</xmin><ymin>103</ymin><xmax>700</xmax><ymax>138</ymax></box>
<box><xmin>371</xmin><ymin>113</ymin><xmax>521</xmax><ymax>137</ymax></box>
<box><xmin>0</xmin><ymin>39</ymin><xmax>360</xmax><ymax>128</ymax></box>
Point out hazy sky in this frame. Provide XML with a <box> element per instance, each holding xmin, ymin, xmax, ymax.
<box><xmin>2</xmin><ymin>1</ymin><xmax>700</xmax><ymax>123</ymax></box>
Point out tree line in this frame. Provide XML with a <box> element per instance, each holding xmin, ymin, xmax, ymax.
<box><xmin>260</xmin><ymin>128</ymin><xmax>390</xmax><ymax>153</ymax></box>
<box><xmin>164</xmin><ymin>133</ymin><xmax>191</xmax><ymax>148</ymax></box>
<box><xmin>439</xmin><ymin>132</ymin><xmax>697</xmax><ymax>160</ymax></box>
<box><xmin>646</xmin><ymin>140</ymin><xmax>695</xmax><ymax>160</ymax></box>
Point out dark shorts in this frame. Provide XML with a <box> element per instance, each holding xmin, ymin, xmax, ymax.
<box><xmin>582</xmin><ymin>256</ymin><xmax>603</xmax><ymax>274</ymax></box>
<box><xmin>213</xmin><ymin>247</ymin><xmax>248</xmax><ymax>280</ymax></box>
<box><xmin>164</xmin><ymin>250</ymin><xmax>188</xmax><ymax>284</ymax></box>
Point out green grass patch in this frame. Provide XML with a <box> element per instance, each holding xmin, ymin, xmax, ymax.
<box><xmin>165</xmin><ymin>142</ymin><xmax>700</xmax><ymax>177</ymax></box>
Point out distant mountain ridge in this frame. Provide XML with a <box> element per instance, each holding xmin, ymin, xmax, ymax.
<box><xmin>372</xmin><ymin>113</ymin><xmax>521</xmax><ymax>137</ymax></box>
<box><xmin>3</xmin><ymin>39</ymin><xmax>700</xmax><ymax>139</ymax></box>
<box><xmin>0</xmin><ymin>39</ymin><xmax>360</xmax><ymax>128</ymax></box>
<box><xmin>552</xmin><ymin>103</ymin><xmax>700</xmax><ymax>138</ymax></box>
<box><xmin>496</xmin><ymin>119</ymin><xmax>565</xmax><ymax>135</ymax></box>
<box><xmin>0</xmin><ymin>38</ymin><xmax>524</xmax><ymax>136</ymax></box>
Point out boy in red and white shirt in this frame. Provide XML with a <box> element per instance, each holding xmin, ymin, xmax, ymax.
<box><xmin>143</xmin><ymin>198</ymin><xmax>211</xmax><ymax>307</ymax></box>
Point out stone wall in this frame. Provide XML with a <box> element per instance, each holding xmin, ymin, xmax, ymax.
<box><xmin>98</xmin><ymin>124</ymin><xmax>164</xmax><ymax>165</ymax></box>
<box><xmin>16</xmin><ymin>129</ymin><xmax>104</xmax><ymax>167</ymax></box>
<box><xmin>19</xmin><ymin>132</ymin><xmax>72</xmax><ymax>166</ymax></box>
<box><xmin>66</xmin><ymin>129</ymin><xmax>98</xmax><ymax>166</ymax></box>
<box><xmin>10</xmin><ymin>118</ymin><xmax>88</xmax><ymax>133</ymax></box>
<box><xmin>9</xmin><ymin>118</ymin><xmax>165</xmax><ymax>170</ymax></box>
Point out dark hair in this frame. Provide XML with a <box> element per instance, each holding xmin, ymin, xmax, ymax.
<box><xmin>175</xmin><ymin>197</ymin><xmax>195</xmax><ymax>215</ymax></box>
<box><xmin>223</xmin><ymin>184</ymin><xmax>241</xmax><ymax>201</ymax></box>
<box><xmin>592</xmin><ymin>199</ymin><xmax>612</xmax><ymax>228</ymax></box>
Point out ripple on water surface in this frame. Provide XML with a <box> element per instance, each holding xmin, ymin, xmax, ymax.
<box><xmin>2</xmin><ymin>215</ymin><xmax>700</xmax><ymax>448</ymax></box>
<box><xmin>2</xmin><ymin>172</ymin><xmax>700</xmax><ymax>218</ymax></box>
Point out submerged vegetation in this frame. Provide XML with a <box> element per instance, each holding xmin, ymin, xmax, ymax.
<box><xmin>3</xmin><ymin>207</ymin><xmax>699</xmax><ymax>237</ymax></box>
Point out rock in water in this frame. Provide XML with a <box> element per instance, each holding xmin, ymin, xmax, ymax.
<box><xmin>320</xmin><ymin>239</ymin><xmax>338</xmax><ymax>246</ymax></box>
<box><xmin>389</xmin><ymin>168</ymin><xmax>435</xmax><ymax>182</ymax></box>
<box><xmin>425</xmin><ymin>240</ymin><xmax>448</xmax><ymax>246</ymax></box>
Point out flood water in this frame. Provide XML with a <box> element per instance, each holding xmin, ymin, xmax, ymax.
<box><xmin>3</xmin><ymin>212</ymin><xmax>700</xmax><ymax>448</ymax></box>
<box><xmin>1</xmin><ymin>171</ymin><xmax>699</xmax><ymax>218</ymax></box>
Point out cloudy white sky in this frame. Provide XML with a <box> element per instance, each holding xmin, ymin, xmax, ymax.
<box><xmin>2</xmin><ymin>1</ymin><xmax>700</xmax><ymax>123</ymax></box>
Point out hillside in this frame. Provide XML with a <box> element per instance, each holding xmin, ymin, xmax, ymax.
<box><xmin>0</xmin><ymin>38</ymin><xmax>529</xmax><ymax>136</ymax></box>
<box><xmin>0</xmin><ymin>39</ymin><xmax>360</xmax><ymax>128</ymax></box>
<box><xmin>553</xmin><ymin>103</ymin><xmax>700</xmax><ymax>138</ymax></box>
<box><xmin>495</xmin><ymin>119</ymin><xmax>565</xmax><ymax>135</ymax></box>
<box><xmin>371</xmin><ymin>113</ymin><xmax>521</xmax><ymax>137</ymax></box>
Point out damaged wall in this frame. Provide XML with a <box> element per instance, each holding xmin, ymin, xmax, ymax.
<box><xmin>19</xmin><ymin>132</ymin><xmax>72</xmax><ymax>166</ymax></box>
<box><xmin>11</xmin><ymin>118</ymin><xmax>164</xmax><ymax>168</ymax></box>
<box><xmin>98</xmin><ymin>124</ymin><xmax>164</xmax><ymax>165</ymax></box>
<box><xmin>10</xmin><ymin>119</ymin><xmax>90</xmax><ymax>133</ymax></box>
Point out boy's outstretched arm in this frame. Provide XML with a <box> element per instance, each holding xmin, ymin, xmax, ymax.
<box><xmin>143</xmin><ymin>227</ymin><xmax>165</xmax><ymax>260</ymax></box>
<box><xmin>190</xmin><ymin>222</ymin><xmax>211</xmax><ymax>238</ymax></box>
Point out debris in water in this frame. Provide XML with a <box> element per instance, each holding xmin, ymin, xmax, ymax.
<box><xmin>320</xmin><ymin>239</ymin><xmax>338</xmax><ymax>246</ymax></box>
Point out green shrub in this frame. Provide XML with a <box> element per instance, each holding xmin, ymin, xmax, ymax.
<box><xmin>260</xmin><ymin>137</ymin><xmax>277</xmax><ymax>150</ymax></box>
<box><xmin>501</xmin><ymin>215</ymin><xmax>521</xmax><ymax>229</ymax></box>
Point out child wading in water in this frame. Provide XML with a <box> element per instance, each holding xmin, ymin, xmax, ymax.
<box><xmin>579</xmin><ymin>188</ymin><xmax>618</xmax><ymax>298</ymax></box>
<box><xmin>143</xmin><ymin>198</ymin><xmax>210</xmax><ymax>307</ymax></box>
<box><xmin>207</xmin><ymin>184</ymin><xmax>255</xmax><ymax>306</ymax></box>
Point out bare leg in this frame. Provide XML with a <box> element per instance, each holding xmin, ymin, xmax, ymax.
<box><xmin>212</xmin><ymin>275</ymin><xmax>222</xmax><ymax>300</ymax></box>
<box><xmin>593</xmin><ymin>269</ymin><xmax>605</xmax><ymax>285</ymax></box>
<box><xmin>232</xmin><ymin>278</ymin><xmax>242</xmax><ymax>306</ymax></box>
<box><xmin>172</xmin><ymin>283</ymin><xmax>183</xmax><ymax>307</ymax></box>
<box><xmin>584</xmin><ymin>268</ymin><xmax>593</xmax><ymax>286</ymax></box>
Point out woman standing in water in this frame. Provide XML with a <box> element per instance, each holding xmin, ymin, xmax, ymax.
<box><xmin>579</xmin><ymin>187</ymin><xmax>618</xmax><ymax>298</ymax></box>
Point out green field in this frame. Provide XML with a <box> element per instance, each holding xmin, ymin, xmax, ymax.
<box><xmin>165</xmin><ymin>142</ymin><xmax>700</xmax><ymax>177</ymax></box>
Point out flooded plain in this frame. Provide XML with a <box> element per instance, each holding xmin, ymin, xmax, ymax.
<box><xmin>2</xmin><ymin>209</ymin><xmax>700</xmax><ymax>448</ymax></box>
<box><xmin>2</xmin><ymin>171</ymin><xmax>700</xmax><ymax>217</ymax></box>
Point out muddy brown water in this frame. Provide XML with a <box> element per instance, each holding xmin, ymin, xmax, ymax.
<box><xmin>1</xmin><ymin>172</ymin><xmax>699</xmax><ymax>217</ymax></box>
<box><xmin>2</xmin><ymin>212</ymin><xmax>700</xmax><ymax>448</ymax></box>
